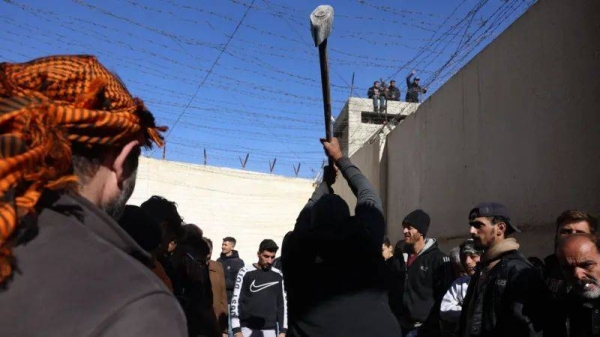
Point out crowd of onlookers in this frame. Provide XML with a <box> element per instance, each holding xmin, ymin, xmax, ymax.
<box><xmin>1</xmin><ymin>55</ymin><xmax>598</xmax><ymax>337</ymax></box>
<box><xmin>367</xmin><ymin>70</ymin><xmax>428</xmax><ymax>113</ymax></box>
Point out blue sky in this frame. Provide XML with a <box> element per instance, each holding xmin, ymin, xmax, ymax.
<box><xmin>1</xmin><ymin>0</ymin><xmax>534</xmax><ymax>178</ymax></box>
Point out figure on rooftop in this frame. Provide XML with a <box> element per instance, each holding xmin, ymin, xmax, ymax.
<box><xmin>406</xmin><ymin>70</ymin><xmax>428</xmax><ymax>103</ymax></box>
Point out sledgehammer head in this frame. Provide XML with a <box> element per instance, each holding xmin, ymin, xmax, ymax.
<box><xmin>310</xmin><ymin>5</ymin><xmax>334</xmax><ymax>47</ymax></box>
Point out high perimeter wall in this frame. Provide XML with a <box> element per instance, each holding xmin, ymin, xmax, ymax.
<box><xmin>129</xmin><ymin>157</ymin><xmax>315</xmax><ymax>263</ymax></box>
<box><xmin>337</xmin><ymin>0</ymin><xmax>600</xmax><ymax>258</ymax></box>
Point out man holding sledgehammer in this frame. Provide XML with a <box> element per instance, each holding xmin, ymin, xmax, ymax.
<box><xmin>282</xmin><ymin>137</ymin><xmax>401</xmax><ymax>337</ymax></box>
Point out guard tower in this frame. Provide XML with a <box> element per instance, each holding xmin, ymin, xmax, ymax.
<box><xmin>333</xmin><ymin>98</ymin><xmax>420</xmax><ymax>157</ymax></box>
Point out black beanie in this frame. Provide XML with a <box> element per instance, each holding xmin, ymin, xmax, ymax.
<box><xmin>403</xmin><ymin>209</ymin><xmax>431</xmax><ymax>237</ymax></box>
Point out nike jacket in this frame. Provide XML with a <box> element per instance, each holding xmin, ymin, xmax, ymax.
<box><xmin>231</xmin><ymin>264</ymin><xmax>287</xmax><ymax>334</ymax></box>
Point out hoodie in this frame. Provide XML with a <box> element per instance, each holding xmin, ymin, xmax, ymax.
<box><xmin>282</xmin><ymin>156</ymin><xmax>400</xmax><ymax>337</ymax></box>
<box><xmin>218</xmin><ymin>250</ymin><xmax>245</xmax><ymax>304</ymax></box>
<box><xmin>401</xmin><ymin>238</ymin><xmax>454</xmax><ymax>335</ymax></box>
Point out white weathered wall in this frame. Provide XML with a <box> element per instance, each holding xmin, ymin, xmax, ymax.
<box><xmin>129</xmin><ymin>157</ymin><xmax>315</xmax><ymax>263</ymax></box>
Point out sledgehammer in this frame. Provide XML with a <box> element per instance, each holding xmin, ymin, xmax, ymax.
<box><xmin>310</xmin><ymin>5</ymin><xmax>334</xmax><ymax>167</ymax></box>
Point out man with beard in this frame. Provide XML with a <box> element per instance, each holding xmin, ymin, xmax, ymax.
<box><xmin>544</xmin><ymin>210</ymin><xmax>598</xmax><ymax>335</ymax></box>
<box><xmin>0</xmin><ymin>55</ymin><xmax>186</xmax><ymax>336</ymax></box>
<box><xmin>459</xmin><ymin>202</ymin><xmax>547</xmax><ymax>337</ymax></box>
<box><xmin>557</xmin><ymin>234</ymin><xmax>600</xmax><ymax>336</ymax></box>
<box><xmin>401</xmin><ymin>209</ymin><xmax>453</xmax><ymax>337</ymax></box>
<box><xmin>440</xmin><ymin>239</ymin><xmax>483</xmax><ymax>334</ymax></box>
<box><xmin>231</xmin><ymin>239</ymin><xmax>287</xmax><ymax>337</ymax></box>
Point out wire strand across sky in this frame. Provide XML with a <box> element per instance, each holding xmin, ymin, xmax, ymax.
<box><xmin>0</xmin><ymin>0</ymin><xmax>535</xmax><ymax>178</ymax></box>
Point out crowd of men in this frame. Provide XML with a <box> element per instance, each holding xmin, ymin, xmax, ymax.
<box><xmin>0</xmin><ymin>55</ymin><xmax>598</xmax><ymax>337</ymax></box>
<box><xmin>367</xmin><ymin>70</ymin><xmax>428</xmax><ymax>113</ymax></box>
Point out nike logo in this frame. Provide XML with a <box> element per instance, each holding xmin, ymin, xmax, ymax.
<box><xmin>249</xmin><ymin>280</ymin><xmax>279</xmax><ymax>293</ymax></box>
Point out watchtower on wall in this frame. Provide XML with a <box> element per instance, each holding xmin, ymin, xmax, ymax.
<box><xmin>333</xmin><ymin>98</ymin><xmax>420</xmax><ymax>157</ymax></box>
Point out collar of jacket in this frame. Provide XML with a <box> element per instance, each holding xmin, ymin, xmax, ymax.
<box><xmin>49</xmin><ymin>191</ymin><xmax>153</xmax><ymax>266</ymax></box>
<box><xmin>418</xmin><ymin>238</ymin><xmax>437</xmax><ymax>257</ymax></box>
<box><xmin>220</xmin><ymin>250</ymin><xmax>240</xmax><ymax>259</ymax></box>
<box><xmin>481</xmin><ymin>238</ymin><xmax>520</xmax><ymax>265</ymax></box>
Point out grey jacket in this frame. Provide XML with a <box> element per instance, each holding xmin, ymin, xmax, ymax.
<box><xmin>0</xmin><ymin>192</ymin><xmax>187</xmax><ymax>337</ymax></box>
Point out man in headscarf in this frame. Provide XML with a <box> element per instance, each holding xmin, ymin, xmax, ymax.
<box><xmin>0</xmin><ymin>55</ymin><xmax>186</xmax><ymax>337</ymax></box>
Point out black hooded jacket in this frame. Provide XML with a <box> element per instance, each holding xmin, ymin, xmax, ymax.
<box><xmin>401</xmin><ymin>239</ymin><xmax>453</xmax><ymax>335</ymax></box>
<box><xmin>282</xmin><ymin>156</ymin><xmax>400</xmax><ymax>337</ymax></box>
<box><xmin>218</xmin><ymin>250</ymin><xmax>245</xmax><ymax>304</ymax></box>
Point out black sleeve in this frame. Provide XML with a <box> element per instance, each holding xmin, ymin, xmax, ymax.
<box><xmin>406</xmin><ymin>73</ymin><xmax>413</xmax><ymax>88</ymax></box>
<box><xmin>232</xmin><ymin>259</ymin><xmax>245</xmax><ymax>281</ymax></box>
<box><xmin>423</xmin><ymin>253</ymin><xmax>453</xmax><ymax>330</ymax></box>
<box><xmin>367</xmin><ymin>86</ymin><xmax>374</xmax><ymax>98</ymax></box>
<box><xmin>433</xmin><ymin>254</ymin><xmax>454</xmax><ymax>302</ymax></box>
<box><xmin>336</xmin><ymin>156</ymin><xmax>385</xmax><ymax>245</ymax></box>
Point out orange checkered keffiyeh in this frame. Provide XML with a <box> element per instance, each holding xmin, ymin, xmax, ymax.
<box><xmin>0</xmin><ymin>55</ymin><xmax>167</xmax><ymax>285</ymax></box>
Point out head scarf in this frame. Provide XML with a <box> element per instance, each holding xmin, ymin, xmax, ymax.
<box><xmin>0</xmin><ymin>55</ymin><xmax>166</xmax><ymax>284</ymax></box>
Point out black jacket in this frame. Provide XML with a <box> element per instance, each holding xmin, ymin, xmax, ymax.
<box><xmin>401</xmin><ymin>239</ymin><xmax>453</xmax><ymax>335</ymax></box>
<box><xmin>368</xmin><ymin>86</ymin><xmax>383</xmax><ymax>98</ymax></box>
<box><xmin>231</xmin><ymin>264</ymin><xmax>287</xmax><ymax>333</ymax></box>
<box><xmin>385</xmin><ymin>255</ymin><xmax>406</xmax><ymax>324</ymax></box>
<box><xmin>282</xmin><ymin>156</ymin><xmax>400</xmax><ymax>337</ymax></box>
<box><xmin>406</xmin><ymin>73</ymin><xmax>427</xmax><ymax>103</ymax></box>
<box><xmin>0</xmin><ymin>192</ymin><xmax>187</xmax><ymax>337</ymax></box>
<box><xmin>218</xmin><ymin>250</ymin><xmax>245</xmax><ymax>304</ymax></box>
<box><xmin>565</xmin><ymin>297</ymin><xmax>600</xmax><ymax>337</ymax></box>
<box><xmin>543</xmin><ymin>254</ymin><xmax>570</xmax><ymax>337</ymax></box>
<box><xmin>171</xmin><ymin>243</ymin><xmax>219</xmax><ymax>337</ymax></box>
<box><xmin>387</xmin><ymin>86</ymin><xmax>401</xmax><ymax>101</ymax></box>
<box><xmin>459</xmin><ymin>248</ymin><xmax>548</xmax><ymax>337</ymax></box>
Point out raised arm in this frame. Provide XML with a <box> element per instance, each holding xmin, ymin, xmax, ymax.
<box><xmin>321</xmin><ymin>138</ymin><xmax>385</xmax><ymax>244</ymax></box>
<box><xmin>406</xmin><ymin>72</ymin><xmax>413</xmax><ymax>88</ymax></box>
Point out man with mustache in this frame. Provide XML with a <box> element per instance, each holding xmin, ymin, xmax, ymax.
<box><xmin>557</xmin><ymin>233</ymin><xmax>600</xmax><ymax>336</ymax></box>
<box><xmin>459</xmin><ymin>202</ymin><xmax>547</xmax><ymax>337</ymax></box>
<box><xmin>400</xmin><ymin>209</ymin><xmax>453</xmax><ymax>337</ymax></box>
<box><xmin>544</xmin><ymin>211</ymin><xmax>598</xmax><ymax>336</ymax></box>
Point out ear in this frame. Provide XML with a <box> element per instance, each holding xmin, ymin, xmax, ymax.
<box><xmin>112</xmin><ymin>140</ymin><xmax>140</xmax><ymax>184</ymax></box>
<box><xmin>496</xmin><ymin>222</ymin><xmax>506</xmax><ymax>236</ymax></box>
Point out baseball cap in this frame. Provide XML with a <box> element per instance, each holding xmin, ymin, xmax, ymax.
<box><xmin>468</xmin><ymin>202</ymin><xmax>520</xmax><ymax>233</ymax></box>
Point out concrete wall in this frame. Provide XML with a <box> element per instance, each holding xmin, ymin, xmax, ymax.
<box><xmin>340</xmin><ymin>0</ymin><xmax>600</xmax><ymax>258</ymax></box>
<box><xmin>129</xmin><ymin>157</ymin><xmax>315</xmax><ymax>263</ymax></box>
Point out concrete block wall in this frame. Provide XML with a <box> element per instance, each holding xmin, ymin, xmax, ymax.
<box><xmin>128</xmin><ymin>157</ymin><xmax>315</xmax><ymax>263</ymax></box>
<box><xmin>334</xmin><ymin>97</ymin><xmax>419</xmax><ymax>157</ymax></box>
